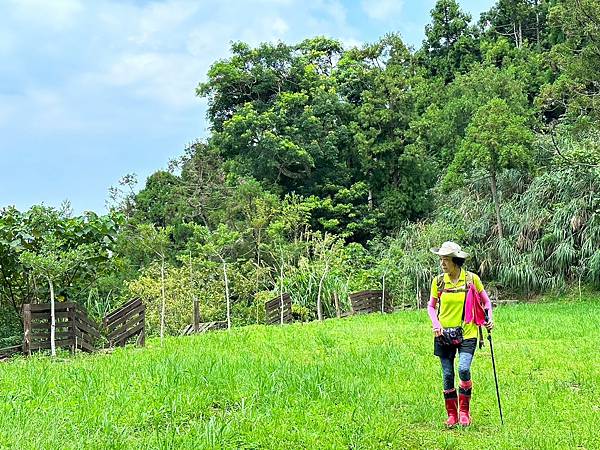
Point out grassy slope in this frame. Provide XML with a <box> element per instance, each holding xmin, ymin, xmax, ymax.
<box><xmin>1</xmin><ymin>299</ymin><xmax>599</xmax><ymax>450</ymax></box>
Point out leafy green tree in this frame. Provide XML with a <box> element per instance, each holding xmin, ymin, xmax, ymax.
<box><xmin>409</xmin><ymin>63</ymin><xmax>530</xmax><ymax>169</ymax></box>
<box><xmin>481</xmin><ymin>0</ymin><xmax>551</xmax><ymax>49</ymax></box>
<box><xmin>538</xmin><ymin>0</ymin><xmax>600</xmax><ymax>127</ymax></box>
<box><xmin>0</xmin><ymin>206</ymin><xmax>119</xmax><ymax>331</ymax></box>
<box><xmin>189</xmin><ymin>224</ymin><xmax>241</xmax><ymax>329</ymax></box>
<box><xmin>129</xmin><ymin>224</ymin><xmax>172</xmax><ymax>342</ymax></box>
<box><xmin>20</xmin><ymin>236</ymin><xmax>95</xmax><ymax>356</ymax></box>
<box><xmin>418</xmin><ymin>0</ymin><xmax>481</xmax><ymax>82</ymax></box>
<box><xmin>446</xmin><ymin>98</ymin><xmax>534</xmax><ymax>237</ymax></box>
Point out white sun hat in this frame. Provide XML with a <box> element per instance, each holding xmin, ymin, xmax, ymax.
<box><xmin>430</xmin><ymin>241</ymin><xmax>470</xmax><ymax>258</ymax></box>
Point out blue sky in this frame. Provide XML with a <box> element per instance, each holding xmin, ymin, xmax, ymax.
<box><xmin>0</xmin><ymin>0</ymin><xmax>495</xmax><ymax>214</ymax></box>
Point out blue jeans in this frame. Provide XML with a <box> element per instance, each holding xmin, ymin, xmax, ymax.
<box><xmin>440</xmin><ymin>351</ymin><xmax>473</xmax><ymax>391</ymax></box>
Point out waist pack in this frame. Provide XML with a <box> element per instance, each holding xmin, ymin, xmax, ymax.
<box><xmin>438</xmin><ymin>326</ymin><xmax>464</xmax><ymax>346</ymax></box>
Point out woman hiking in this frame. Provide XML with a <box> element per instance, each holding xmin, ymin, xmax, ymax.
<box><xmin>427</xmin><ymin>241</ymin><xmax>494</xmax><ymax>427</ymax></box>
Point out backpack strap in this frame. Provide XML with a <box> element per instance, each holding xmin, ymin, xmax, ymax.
<box><xmin>465</xmin><ymin>271</ymin><xmax>474</xmax><ymax>287</ymax></box>
<box><xmin>436</xmin><ymin>274</ymin><xmax>445</xmax><ymax>299</ymax></box>
<box><xmin>436</xmin><ymin>274</ymin><xmax>445</xmax><ymax>317</ymax></box>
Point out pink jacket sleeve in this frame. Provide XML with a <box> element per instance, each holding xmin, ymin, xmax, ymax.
<box><xmin>428</xmin><ymin>296</ymin><xmax>442</xmax><ymax>329</ymax></box>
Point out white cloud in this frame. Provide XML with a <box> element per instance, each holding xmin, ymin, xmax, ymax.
<box><xmin>90</xmin><ymin>52</ymin><xmax>205</xmax><ymax>108</ymax></box>
<box><xmin>1</xmin><ymin>0</ymin><xmax>360</xmax><ymax>136</ymax></box>
<box><xmin>362</xmin><ymin>0</ymin><xmax>404</xmax><ymax>22</ymax></box>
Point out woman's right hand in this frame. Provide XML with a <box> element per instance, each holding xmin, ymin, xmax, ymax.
<box><xmin>433</xmin><ymin>327</ymin><xmax>443</xmax><ymax>337</ymax></box>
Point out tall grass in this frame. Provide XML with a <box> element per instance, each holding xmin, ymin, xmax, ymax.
<box><xmin>1</xmin><ymin>297</ymin><xmax>598</xmax><ymax>449</ymax></box>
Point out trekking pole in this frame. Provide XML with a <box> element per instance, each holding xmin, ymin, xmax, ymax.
<box><xmin>485</xmin><ymin>309</ymin><xmax>504</xmax><ymax>425</ymax></box>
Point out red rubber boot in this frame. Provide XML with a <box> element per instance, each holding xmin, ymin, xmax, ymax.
<box><xmin>458</xmin><ymin>380</ymin><xmax>473</xmax><ymax>426</ymax></box>
<box><xmin>444</xmin><ymin>389</ymin><xmax>459</xmax><ymax>427</ymax></box>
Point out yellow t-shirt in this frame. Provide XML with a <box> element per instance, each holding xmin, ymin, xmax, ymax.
<box><xmin>430</xmin><ymin>269</ymin><xmax>484</xmax><ymax>340</ymax></box>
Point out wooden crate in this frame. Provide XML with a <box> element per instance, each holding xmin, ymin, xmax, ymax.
<box><xmin>22</xmin><ymin>302</ymin><xmax>100</xmax><ymax>354</ymax></box>
<box><xmin>265</xmin><ymin>293</ymin><xmax>292</xmax><ymax>325</ymax></box>
<box><xmin>349</xmin><ymin>290</ymin><xmax>393</xmax><ymax>315</ymax></box>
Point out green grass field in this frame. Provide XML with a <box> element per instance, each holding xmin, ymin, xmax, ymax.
<box><xmin>1</xmin><ymin>299</ymin><xmax>599</xmax><ymax>449</ymax></box>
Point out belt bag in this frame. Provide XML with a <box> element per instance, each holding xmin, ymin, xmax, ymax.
<box><xmin>439</xmin><ymin>326</ymin><xmax>464</xmax><ymax>346</ymax></box>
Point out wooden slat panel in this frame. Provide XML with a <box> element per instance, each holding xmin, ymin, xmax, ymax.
<box><xmin>265</xmin><ymin>305</ymin><xmax>292</xmax><ymax>314</ymax></box>
<box><xmin>30</xmin><ymin>323</ymin><xmax>71</xmax><ymax>333</ymax></box>
<box><xmin>351</xmin><ymin>298</ymin><xmax>371</xmax><ymax>306</ymax></box>
<box><xmin>29</xmin><ymin>339</ymin><xmax>74</xmax><ymax>351</ymax></box>
<box><xmin>74</xmin><ymin>317</ymin><xmax>101</xmax><ymax>340</ymax></box>
<box><xmin>266</xmin><ymin>299</ymin><xmax>292</xmax><ymax>308</ymax></box>
<box><xmin>107</xmin><ymin>313</ymin><xmax>144</xmax><ymax>340</ymax></box>
<box><xmin>106</xmin><ymin>304</ymin><xmax>145</xmax><ymax>332</ymax></box>
<box><xmin>109</xmin><ymin>321</ymin><xmax>144</xmax><ymax>345</ymax></box>
<box><xmin>265</xmin><ymin>294</ymin><xmax>290</xmax><ymax>306</ymax></box>
<box><xmin>30</xmin><ymin>331</ymin><xmax>72</xmax><ymax>341</ymax></box>
<box><xmin>0</xmin><ymin>345</ymin><xmax>22</xmax><ymax>359</ymax></box>
<box><xmin>31</xmin><ymin>311</ymin><xmax>71</xmax><ymax>320</ymax></box>
<box><xmin>265</xmin><ymin>308</ymin><xmax>291</xmax><ymax>316</ymax></box>
<box><xmin>30</xmin><ymin>320</ymin><xmax>70</xmax><ymax>330</ymax></box>
<box><xmin>104</xmin><ymin>299</ymin><xmax>142</xmax><ymax>323</ymax></box>
<box><xmin>73</xmin><ymin>310</ymin><xmax>99</xmax><ymax>331</ymax></box>
<box><xmin>28</xmin><ymin>303</ymin><xmax>75</xmax><ymax>312</ymax></box>
<box><xmin>75</xmin><ymin>338</ymin><xmax>95</xmax><ymax>353</ymax></box>
<box><xmin>265</xmin><ymin>300</ymin><xmax>290</xmax><ymax>310</ymax></box>
<box><xmin>72</xmin><ymin>331</ymin><xmax>96</xmax><ymax>352</ymax></box>
<box><xmin>267</xmin><ymin>313</ymin><xmax>292</xmax><ymax>324</ymax></box>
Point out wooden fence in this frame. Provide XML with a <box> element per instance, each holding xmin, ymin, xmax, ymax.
<box><xmin>0</xmin><ymin>345</ymin><xmax>22</xmax><ymax>361</ymax></box>
<box><xmin>349</xmin><ymin>290</ymin><xmax>393</xmax><ymax>315</ymax></box>
<box><xmin>265</xmin><ymin>293</ymin><xmax>292</xmax><ymax>325</ymax></box>
<box><xmin>22</xmin><ymin>302</ymin><xmax>101</xmax><ymax>354</ymax></box>
<box><xmin>103</xmin><ymin>298</ymin><xmax>146</xmax><ymax>347</ymax></box>
<box><xmin>181</xmin><ymin>321</ymin><xmax>228</xmax><ymax>335</ymax></box>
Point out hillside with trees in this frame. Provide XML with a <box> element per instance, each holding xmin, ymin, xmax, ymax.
<box><xmin>2</xmin><ymin>0</ymin><xmax>599</xmax><ymax>344</ymax></box>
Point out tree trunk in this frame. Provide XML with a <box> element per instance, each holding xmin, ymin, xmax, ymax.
<box><xmin>160</xmin><ymin>257</ymin><xmax>166</xmax><ymax>343</ymax></box>
<box><xmin>47</xmin><ymin>277</ymin><xmax>56</xmax><ymax>357</ymax></box>
<box><xmin>519</xmin><ymin>22</ymin><xmax>523</xmax><ymax>49</ymax></box>
<box><xmin>490</xmin><ymin>169</ymin><xmax>504</xmax><ymax>238</ymax></box>
<box><xmin>415</xmin><ymin>274</ymin><xmax>420</xmax><ymax>308</ymax></box>
<box><xmin>535</xmin><ymin>0</ymin><xmax>540</xmax><ymax>49</ymax></box>
<box><xmin>316</xmin><ymin>263</ymin><xmax>329</xmax><ymax>321</ymax></box>
<box><xmin>381</xmin><ymin>273</ymin><xmax>386</xmax><ymax>313</ymax></box>
<box><xmin>334</xmin><ymin>292</ymin><xmax>341</xmax><ymax>318</ymax></box>
<box><xmin>223</xmin><ymin>261</ymin><xmax>231</xmax><ymax>330</ymax></box>
<box><xmin>280</xmin><ymin>263</ymin><xmax>285</xmax><ymax>325</ymax></box>
<box><xmin>193</xmin><ymin>297</ymin><xmax>200</xmax><ymax>332</ymax></box>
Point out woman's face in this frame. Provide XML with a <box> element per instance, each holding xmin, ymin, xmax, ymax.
<box><xmin>440</xmin><ymin>256</ymin><xmax>457</xmax><ymax>274</ymax></box>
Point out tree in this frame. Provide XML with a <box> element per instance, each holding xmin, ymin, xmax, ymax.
<box><xmin>191</xmin><ymin>224</ymin><xmax>241</xmax><ymax>330</ymax></box>
<box><xmin>445</xmin><ymin>98</ymin><xmax>534</xmax><ymax>238</ymax></box>
<box><xmin>419</xmin><ymin>0</ymin><xmax>481</xmax><ymax>82</ymax></box>
<box><xmin>0</xmin><ymin>206</ymin><xmax>119</xmax><ymax>342</ymax></box>
<box><xmin>538</xmin><ymin>0</ymin><xmax>600</xmax><ymax>128</ymax></box>
<box><xmin>20</xmin><ymin>237</ymin><xmax>94</xmax><ymax>356</ymax></box>
<box><xmin>480</xmin><ymin>0</ymin><xmax>551</xmax><ymax>50</ymax></box>
<box><xmin>130</xmin><ymin>224</ymin><xmax>172</xmax><ymax>343</ymax></box>
<box><xmin>409</xmin><ymin>63</ymin><xmax>531</xmax><ymax>169</ymax></box>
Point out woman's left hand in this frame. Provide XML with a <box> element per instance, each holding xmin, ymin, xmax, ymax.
<box><xmin>484</xmin><ymin>320</ymin><xmax>494</xmax><ymax>331</ymax></box>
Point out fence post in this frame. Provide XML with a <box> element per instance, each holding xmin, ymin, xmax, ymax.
<box><xmin>69</xmin><ymin>305</ymin><xmax>76</xmax><ymax>353</ymax></box>
<box><xmin>138</xmin><ymin>307</ymin><xmax>146</xmax><ymax>347</ymax></box>
<box><xmin>22</xmin><ymin>304</ymin><xmax>31</xmax><ymax>356</ymax></box>
<box><xmin>193</xmin><ymin>296</ymin><xmax>200</xmax><ymax>333</ymax></box>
